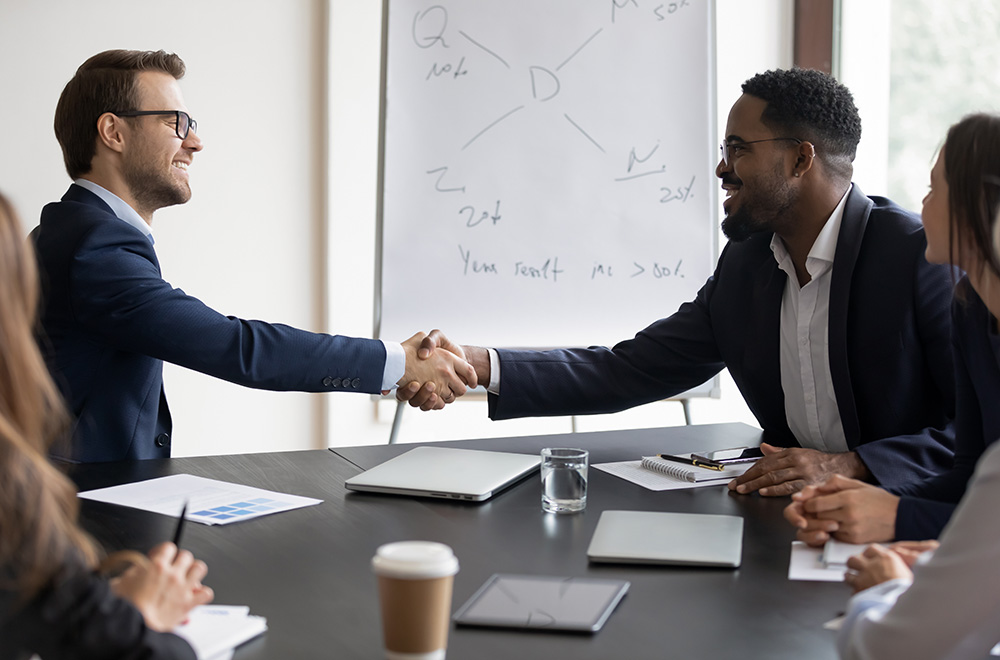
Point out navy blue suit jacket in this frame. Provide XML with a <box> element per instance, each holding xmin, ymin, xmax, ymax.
<box><xmin>891</xmin><ymin>280</ymin><xmax>1000</xmax><ymax>538</ymax></box>
<box><xmin>34</xmin><ymin>185</ymin><xmax>386</xmax><ymax>462</ymax></box>
<box><xmin>489</xmin><ymin>186</ymin><xmax>956</xmax><ymax>488</ymax></box>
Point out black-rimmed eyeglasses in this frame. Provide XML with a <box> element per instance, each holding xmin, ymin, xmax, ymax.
<box><xmin>720</xmin><ymin>137</ymin><xmax>802</xmax><ymax>167</ymax></box>
<box><xmin>112</xmin><ymin>110</ymin><xmax>197</xmax><ymax>140</ymax></box>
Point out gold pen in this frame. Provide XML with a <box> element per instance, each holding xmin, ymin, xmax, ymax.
<box><xmin>657</xmin><ymin>453</ymin><xmax>725</xmax><ymax>471</ymax></box>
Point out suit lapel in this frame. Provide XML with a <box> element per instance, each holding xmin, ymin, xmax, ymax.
<box><xmin>829</xmin><ymin>185</ymin><xmax>872</xmax><ymax>447</ymax></box>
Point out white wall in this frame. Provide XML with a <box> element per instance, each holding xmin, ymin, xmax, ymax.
<box><xmin>0</xmin><ymin>0</ymin><xmax>328</xmax><ymax>457</ymax></box>
<box><xmin>839</xmin><ymin>0</ymin><xmax>891</xmax><ymax>195</ymax></box>
<box><xmin>0</xmin><ymin>0</ymin><xmax>791</xmax><ymax>456</ymax></box>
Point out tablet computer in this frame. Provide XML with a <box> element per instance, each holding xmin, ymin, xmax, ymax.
<box><xmin>587</xmin><ymin>510</ymin><xmax>743</xmax><ymax>567</ymax></box>
<box><xmin>453</xmin><ymin>574</ymin><xmax>629</xmax><ymax>633</ymax></box>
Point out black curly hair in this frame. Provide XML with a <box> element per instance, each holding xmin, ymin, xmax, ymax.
<box><xmin>741</xmin><ymin>68</ymin><xmax>862</xmax><ymax>182</ymax></box>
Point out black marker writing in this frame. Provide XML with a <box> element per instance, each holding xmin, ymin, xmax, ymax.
<box><xmin>660</xmin><ymin>175</ymin><xmax>695</xmax><ymax>203</ymax></box>
<box><xmin>514</xmin><ymin>257</ymin><xmax>563</xmax><ymax>283</ymax></box>
<box><xmin>460</xmin><ymin>201</ymin><xmax>501</xmax><ymax>228</ymax></box>
<box><xmin>426</xmin><ymin>167</ymin><xmax>465</xmax><ymax>194</ymax></box>
<box><xmin>592</xmin><ymin>263</ymin><xmax>614</xmax><ymax>279</ymax></box>
<box><xmin>611</xmin><ymin>0</ymin><xmax>639</xmax><ymax>23</ymax></box>
<box><xmin>458</xmin><ymin>245</ymin><xmax>498</xmax><ymax>276</ymax></box>
<box><xmin>412</xmin><ymin>6</ymin><xmax>449</xmax><ymax>49</ymax></box>
<box><xmin>652</xmin><ymin>260</ymin><xmax>684</xmax><ymax>278</ymax></box>
<box><xmin>427</xmin><ymin>57</ymin><xmax>467</xmax><ymax>81</ymax></box>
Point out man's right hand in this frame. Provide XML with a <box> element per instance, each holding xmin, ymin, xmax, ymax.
<box><xmin>396</xmin><ymin>331</ymin><xmax>477</xmax><ymax>411</ymax></box>
<box><xmin>396</xmin><ymin>330</ymin><xmax>489</xmax><ymax>410</ymax></box>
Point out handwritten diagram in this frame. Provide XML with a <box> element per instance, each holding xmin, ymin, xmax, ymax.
<box><xmin>381</xmin><ymin>0</ymin><xmax>716</xmax><ymax>348</ymax></box>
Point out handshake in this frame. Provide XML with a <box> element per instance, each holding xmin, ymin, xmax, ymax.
<box><xmin>393</xmin><ymin>329</ymin><xmax>489</xmax><ymax>411</ymax></box>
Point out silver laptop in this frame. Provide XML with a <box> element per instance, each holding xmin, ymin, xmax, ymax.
<box><xmin>587</xmin><ymin>510</ymin><xmax>743</xmax><ymax>567</ymax></box>
<box><xmin>345</xmin><ymin>446</ymin><xmax>540</xmax><ymax>502</ymax></box>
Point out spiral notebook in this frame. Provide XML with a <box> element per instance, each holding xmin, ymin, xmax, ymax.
<box><xmin>638</xmin><ymin>456</ymin><xmax>746</xmax><ymax>482</ymax></box>
<box><xmin>594</xmin><ymin>454</ymin><xmax>752</xmax><ymax>491</ymax></box>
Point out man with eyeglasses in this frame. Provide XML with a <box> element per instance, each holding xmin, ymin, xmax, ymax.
<box><xmin>31</xmin><ymin>49</ymin><xmax>475</xmax><ymax>463</ymax></box>
<box><xmin>406</xmin><ymin>68</ymin><xmax>956</xmax><ymax>496</ymax></box>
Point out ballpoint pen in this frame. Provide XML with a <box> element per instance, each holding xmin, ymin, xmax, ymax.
<box><xmin>172</xmin><ymin>501</ymin><xmax>188</xmax><ymax>548</ymax></box>
<box><xmin>656</xmin><ymin>453</ymin><xmax>725</xmax><ymax>471</ymax></box>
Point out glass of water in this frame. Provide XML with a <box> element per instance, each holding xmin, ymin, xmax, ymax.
<box><xmin>540</xmin><ymin>448</ymin><xmax>588</xmax><ymax>514</ymax></box>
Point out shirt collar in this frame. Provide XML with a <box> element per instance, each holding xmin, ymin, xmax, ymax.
<box><xmin>770</xmin><ymin>184</ymin><xmax>852</xmax><ymax>270</ymax></box>
<box><xmin>73</xmin><ymin>178</ymin><xmax>154</xmax><ymax>243</ymax></box>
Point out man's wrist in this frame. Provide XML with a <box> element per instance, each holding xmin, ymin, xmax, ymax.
<box><xmin>382</xmin><ymin>340</ymin><xmax>406</xmax><ymax>389</ymax></box>
<box><xmin>843</xmin><ymin>451</ymin><xmax>872</xmax><ymax>481</ymax></box>
<box><xmin>462</xmin><ymin>345</ymin><xmax>491</xmax><ymax>388</ymax></box>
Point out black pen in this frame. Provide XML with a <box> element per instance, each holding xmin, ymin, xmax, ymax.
<box><xmin>172</xmin><ymin>501</ymin><xmax>188</xmax><ymax>548</ymax></box>
<box><xmin>657</xmin><ymin>453</ymin><xmax>725</xmax><ymax>471</ymax></box>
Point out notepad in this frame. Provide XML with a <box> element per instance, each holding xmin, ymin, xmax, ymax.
<box><xmin>174</xmin><ymin>605</ymin><xmax>267</xmax><ymax>660</ymax></box>
<box><xmin>639</xmin><ymin>455</ymin><xmax>739</xmax><ymax>482</ymax></box>
<box><xmin>594</xmin><ymin>454</ymin><xmax>751</xmax><ymax>491</ymax></box>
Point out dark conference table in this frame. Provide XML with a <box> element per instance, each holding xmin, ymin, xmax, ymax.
<box><xmin>72</xmin><ymin>423</ymin><xmax>850</xmax><ymax>659</ymax></box>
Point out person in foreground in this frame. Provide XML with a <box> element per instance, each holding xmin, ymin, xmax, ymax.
<box><xmin>0</xmin><ymin>190</ymin><xmax>210</xmax><ymax>659</ymax></box>
<box><xmin>835</xmin><ymin>134</ymin><xmax>1000</xmax><ymax>658</ymax></box>
<box><xmin>34</xmin><ymin>49</ymin><xmax>475</xmax><ymax>463</ymax></box>
<box><xmin>786</xmin><ymin>114</ymin><xmax>1000</xmax><ymax>547</ymax></box>
<box><xmin>405</xmin><ymin>68</ymin><xmax>956</xmax><ymax>495</ymax></box>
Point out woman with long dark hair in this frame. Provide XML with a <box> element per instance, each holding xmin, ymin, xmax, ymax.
<box><xmin>834</xmin><ymin>114</ymin><xmax>1000</xmax><ymax>659</ymax></box>
<box><xmin>0</xmin><ymin>190</ymin><xmax>213</xmax><ymax>659</ymax></box>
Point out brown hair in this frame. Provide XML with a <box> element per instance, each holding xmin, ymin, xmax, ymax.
<box><xmin>0</xmin><ymin>190</ymin><xmax>98</xmax><ymax>600</ymax></box>
<box><xmin>943</xmin><ymin>113</ymin><xmax>1000</xmax><ymax>280</ymax></box>
<box><xmin>54</xmin><ymin>49</ymin><xmax>186</xmax><ymax>179</ymax></box>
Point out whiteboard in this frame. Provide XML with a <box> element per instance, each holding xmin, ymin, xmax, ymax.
<box><xmin>378</xmin><ymin>0</ymin><xmax>718</xmax><ymax>361</ymax></box>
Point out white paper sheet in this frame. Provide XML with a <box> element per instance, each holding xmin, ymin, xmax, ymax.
<box><xmin>789</xmin><ymin>541</ymin><xmax>850</xmax><ymax>582</ymax></box>
<box><xmin>78</xmin><ymin>474</ymin><xmax>322</xmax><ymax>526</ymax></box>
<box><xmin>594</xmin><ymin>459</ymin><xmax>750</xmax><ymax>491</ymax></box>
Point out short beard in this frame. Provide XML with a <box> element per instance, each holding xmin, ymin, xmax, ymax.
<box><xmin>122</xmin><ymin>153</ymin><xmax>190</xmax><ymax>219</ymax></box>
<box><xmin>720</xmin><ymin>167</ymin><xmax>798</xmax><ymax>243</ymax></box>
<box><xmin>721</xmin><ymin>206</ymin><xmax>762</xmax><ymax>242</ymax></box>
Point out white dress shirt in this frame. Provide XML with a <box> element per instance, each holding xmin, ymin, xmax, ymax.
<box><xmin>838</xmin><ymin>441</ymin><xmax>1000</xmax><ymax>660</ymax></box>
<box><xmin>772</xmin><ymin>187</ymin><xmax>851</xmax><ymax>452</ymax></box>
<box><xmin>71</xmin><ymin>179</ymin><xmax>404</xmax><ymax>390</ymax></box>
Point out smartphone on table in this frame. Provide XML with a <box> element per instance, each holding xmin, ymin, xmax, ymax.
<box><xmin>691</xmin><ymin>446</ymin><xmax>764</xmax><ymax>465</ymax></box>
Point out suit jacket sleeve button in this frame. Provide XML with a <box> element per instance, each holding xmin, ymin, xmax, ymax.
<box><xmin>322</xmin><ymin>376</ymin><xmax>334</xmax><ymax>387</ymax></box>
<box><xmin>332</xmin><ymin>378</ymin><xmax>343</xmax><ymax>388</ymax></box>
<box><xmin>351</xmin><ymin>378</ymin><xmax>361</xmax><ymax>388</ymax></box>
<box><xmin>155</xmin><ymin>433</ymin><xmax>170</xmax><ymax>448</ymax></box>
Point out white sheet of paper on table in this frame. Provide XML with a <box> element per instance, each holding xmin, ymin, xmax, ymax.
<box><xmin>78</xmin><ymin>473</ymin><xmax>322</xmax><ymax>525</ymax></box>
<box><xmin>594</xmin><ymin>459</ymin><xmax>750</xmax><ymax>491</ymax></box>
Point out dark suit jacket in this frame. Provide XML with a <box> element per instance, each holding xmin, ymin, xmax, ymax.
<box><xmin>0</xmin><ymin>561</ymin><xmax>194</xmax><ymax>660</ymax></box>
<box><xmin>489</xmin><ymin>186</ymin><xmax>956</xmax><ymax>488</ymax></box>
<box><xmin>34</xmin><ymin>185</ymin><xmax>386</xmax><ymax>462</ymax></box>
<box><xmin>891</xmin><ymin>280</ymin><xmax>1000</xmax><ymax>538</ymax></box>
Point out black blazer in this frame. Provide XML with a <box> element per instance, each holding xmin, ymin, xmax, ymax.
<box><xmin>891</xmin><ymin>281</ymin><xmax>1000</xmax><ymax>538</ymax></box>
<box><xmin>489</xmin><ymin>186</ymin><xmax>956</xmax><ymax>488</ymax></box>
<box><xmin>0</xmin><ymin>563</ymin><xmax>194</xmax><ymax>660</ymax></box>
<box><xmin>34</xmin><ymin>185</ymin><xmax>387</xmax><ymax>462</ymax></box>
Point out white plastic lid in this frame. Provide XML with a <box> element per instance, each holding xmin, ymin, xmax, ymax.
<box><xmin>372</xmin><ymin>541</ymin><xmax>459</xmax><ymax>579</ymax></box>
